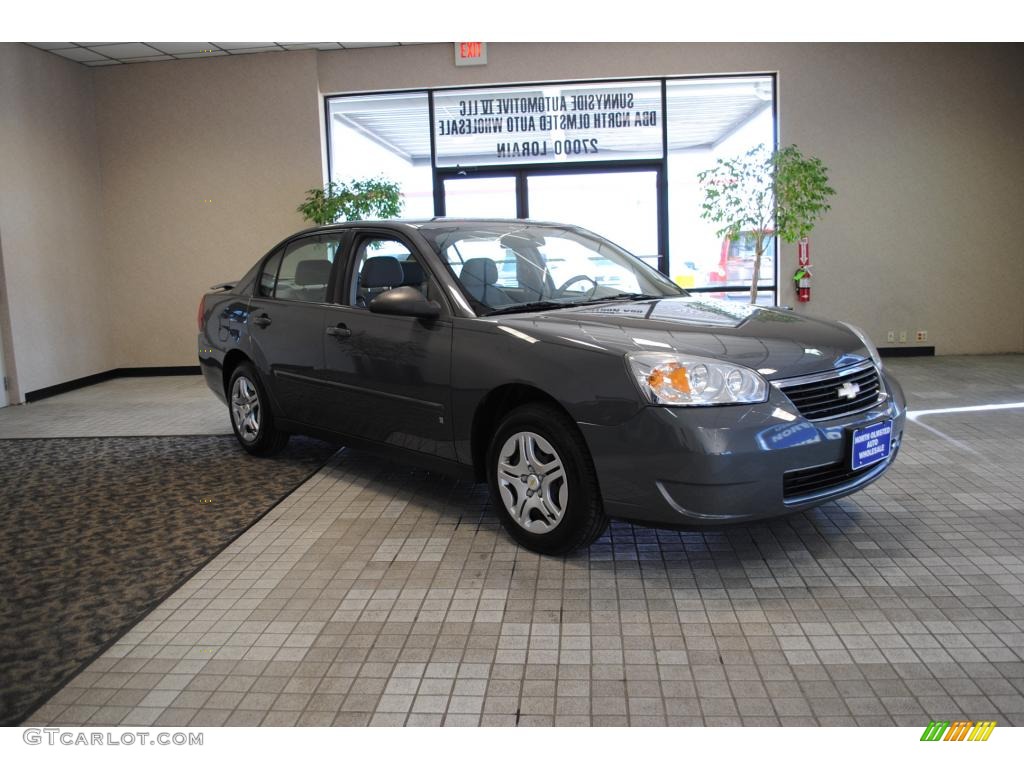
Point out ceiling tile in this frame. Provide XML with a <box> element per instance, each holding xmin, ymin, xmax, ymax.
<box><xmin>120</xmin><ymin>55</ymin><xmax>175</xmax><ymax>62</ymax></box>
<box><xmin>147</xmin><ymin>42</ymin><xmax>218</xmax><ymax>54</ymax></box>
<box><xmin>340</xmin><ymin>42</ymin><xmax>400</xmax><ymax>48</ymax></box>
<box><xmin>224</xmin><ymin>47</ymin><xmax>283</xmax><ymax>54</ymax></box>
<box><xmin>73</xmin><ymin>42</ymin><xmax>116</xmax><ymax>46</ymax></box>
<box><xmin>174</xmin><ymin>51</ymin><xmax>228</xmax><ymax>59</ymax></box>
<box><xmin>27</xmin><ymin>42</ymin><xmax>75</xmax><ymax>49</ymax></box>
<box><xmin>281</xmin><ymin>42</ymin><xmax>342</xmax><ymax>50</ymax></box>
<box><xmin>211</xmin><ymin>42</ymin><xmax>278</xmax><ymax>49</ymax></box>
<box><xmin>82</xmin><ymin>60</ymin><xmax>122</xmax><ymax>67</ymax></box>
<box><xmin>89</xmin><ymin>43</ymin><xmax>164</xmax><ymax>59</ymax></box>
<box><xmin>50</xmin><ymin>47</ymin><xmax>108</xmax><ymax>62</ymax></box>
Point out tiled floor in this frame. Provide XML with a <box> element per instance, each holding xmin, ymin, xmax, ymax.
<box><xmin>0</xmin><ymin>376</ymin><xmax>229</xmax><ymax>437</ymax></box>
<box><xmin>18</xmin><ymin>356</ymin><xmax>1024</xmax><ymax>726</ymax></box>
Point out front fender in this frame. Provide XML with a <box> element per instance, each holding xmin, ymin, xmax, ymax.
<box><xmin>450</xmin><ymin>318</ymin><xmax>644</xmax><ymax>463</ymax></box>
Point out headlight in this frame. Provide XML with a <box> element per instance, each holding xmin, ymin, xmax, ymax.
<box><xmin>840</xmin><ymin>322</ymin><xmax>883</xmax><ymax>370</ymax></box>
<box><xmin>627</xmin><ymin>353</ymin><xmax>768</xmax><ymax>406</ymax></box>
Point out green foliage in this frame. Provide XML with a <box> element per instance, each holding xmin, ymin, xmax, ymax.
<box><xmin>773</xmin><ymin>145</ymin><xmax>836</xmax><ymax>243</ymax></box>
<box><xmin>697</xmin><ymin>143</ymin><xmax>835</xmax><ymax>304</ymax></box>
<box><xmin>297</xmin><ymin>178</ymin><xmax>403</xmax><ymax>225</ymax></box>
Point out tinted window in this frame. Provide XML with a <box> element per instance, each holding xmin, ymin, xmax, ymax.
<box><xmin>258</xmin><ymin>249</ymin><xmax>284</xmax><ymax>297</ymax></box>
<box><xmin>273</xmin><ymin>237</ymin><xmax>341</xmax><ymax>303</ymax></box>
<box><xmin>349</xmin><ymin>237</ymin><xmax>440</xmax><ymax>308</ymax></box>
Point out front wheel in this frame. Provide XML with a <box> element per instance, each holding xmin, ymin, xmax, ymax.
<box><xmin>228</xmin><ymin>362</ymin><xmax>289</xmax><ymax>456</ymax></box>
<box><xmin>487</xmin><ymin>403</ymin><xmax>608</xmax><ymax>555</ymax></box>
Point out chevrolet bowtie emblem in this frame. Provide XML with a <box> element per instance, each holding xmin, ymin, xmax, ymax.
<box><xmin>837</xmin><ymin>381</ymin><xmax>861</xmax><ymax>400</ymax></box>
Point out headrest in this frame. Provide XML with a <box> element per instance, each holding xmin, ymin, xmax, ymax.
<box><xmin>361</xmin><ymin>256</ymin><xmax>404</xmax><ymax>288</ymax></box>
<box><xmin>400</xmin><ymin>260</ymin><xmax>425</xmax><ymax>285</ymax></box>
<box><xmin>294</xmin><ymin>260</ymin><xmax>331</xmax><ymax>286</ymax></box>
<box><xmin>461</xmin><ymin>258</ymin><xmax>498</xmax><ymax>286</ymax></box>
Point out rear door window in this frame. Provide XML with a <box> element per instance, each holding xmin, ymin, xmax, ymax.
<box><xmin>271</xmin><ymin>236</ymin><xmax>343</xmax><ymax>303</ymax></box>
<box><xmin>258</xmin><ymin>248</ymin><xmax>284</xmax><ymax>297</ymax></box>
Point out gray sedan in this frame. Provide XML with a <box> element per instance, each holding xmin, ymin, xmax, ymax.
<box><xmin>198</xmin><ymin>219</ymin><xmax>905</xmax><ymax>554</ymax></box>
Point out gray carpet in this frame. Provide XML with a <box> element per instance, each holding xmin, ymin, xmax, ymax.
<box><xmin>0</xmin><ymin>435</ymin><xmax>337</xmax><ymax>725</ymax></box>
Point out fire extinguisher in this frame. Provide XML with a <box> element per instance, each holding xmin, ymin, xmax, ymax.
<box><xmin>793</xmin><ymin>237</ymin><xmax>812</xmax><ymax>302</ymax></box>
<box><xmin>793</xmin><ymin>266</ymin><xmax>812</xmax><ymax>302</ymax></box>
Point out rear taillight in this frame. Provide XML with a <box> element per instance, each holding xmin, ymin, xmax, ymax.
<box><xmin>197</xmin><ymin>296</ymin><xmax>206</xmax><ymax>332</ymax></box>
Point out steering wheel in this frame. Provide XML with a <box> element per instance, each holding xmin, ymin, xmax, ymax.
<box><xmin>555</xmin><ymin>274</ymin><xmax>598</xmax><ymax>299</ymax></box>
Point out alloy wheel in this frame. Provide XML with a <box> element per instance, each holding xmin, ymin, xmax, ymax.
<box><xmin>496</xmin><ymin>431</ymin><xmax>568</xmax><ymax>533</ymax></box>
<box><xmin>230</xmin><ymin>376</ymin><xmax>261</xmax><ymax>443</ymax></box>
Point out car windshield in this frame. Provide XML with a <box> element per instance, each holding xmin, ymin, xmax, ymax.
<box><xmin>420</xmin><ymin>222</ymin><xmax>686</xmax><ymax>314</ymax></box>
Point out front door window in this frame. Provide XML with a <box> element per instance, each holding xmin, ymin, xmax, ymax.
<box><xmin>349</xmin><ymin>237</ymin><xmax>441</xmax><ymax>309</ymax></box>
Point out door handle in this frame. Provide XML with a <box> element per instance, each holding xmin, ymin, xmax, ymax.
<box><xmin>326</xmin><ymin>324</ymin><xmax>351</xmax><ymax>339</ymax></box>
<box><xmin>253</xmin><ymin>314</ymin><xmax>272</xmax><ymax>328</ymax></box>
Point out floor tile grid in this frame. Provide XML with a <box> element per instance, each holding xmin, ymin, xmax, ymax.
<box><xmin>29</xmin><ymin>462</ymin><xmax>1015</xmax><ymax>729</ymax></box>
<box><xmin>0</xmin><ymin>376</ymin><xmax>230</xmax><ymax>438</ymax></box>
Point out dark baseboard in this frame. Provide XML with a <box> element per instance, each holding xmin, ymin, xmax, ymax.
<box><xmin>878</xmin><ymin>346</ymin><xmax>935</xmax><ymax>358</ymax></box>
<box><xmin>114</xmin><ymin>366</ymin><xmax>201</xmax><ymax>378</ymax></box>
<box><xmin>23</xmin><ymin>366</ymin><xmax>202</xmax><ymax>403</ymax></box>
<box><xmin>23</xmin><ymin>371</ymin><xmax>116</xmax><ymax>403</ymax></box>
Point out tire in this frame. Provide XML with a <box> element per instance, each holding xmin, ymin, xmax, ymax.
<box><xmin>487</xmin><ymin>403</ymin><xmax>608</xmax><ymax>555</ymax></box>
<box><xmin>227</xmin><ymin>362</ymin><xmax>289</xmax><ymax>456</ymax></box>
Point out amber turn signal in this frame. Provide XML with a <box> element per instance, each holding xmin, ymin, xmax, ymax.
<box><xmin>647</xmin><ymin>364</ymin><xmax>692</xmax><ymax>394</ymax></box>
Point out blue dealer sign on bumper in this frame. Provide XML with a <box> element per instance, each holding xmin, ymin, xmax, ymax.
<box><xmin>851</xmin><ymin>420</ymin><xmax>893</xmax><ymax>470</ymax></box>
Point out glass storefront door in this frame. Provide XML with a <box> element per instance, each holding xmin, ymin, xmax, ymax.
<box><xmin>443</xmin><ymin>175</ymin><xmax>518</xmax><ymax>218</ymax></box>
<box><xmin>526</xmin><ymin>170</ymin><xmax>659</xmax><ymax>268</ymax></box>
<box><xmin>440</xmin><ymin>167</ymin><xmax>661</xmax><ymax>268</ymax></box>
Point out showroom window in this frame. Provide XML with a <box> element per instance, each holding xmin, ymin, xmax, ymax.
<box><xmin>327</xmin><ymin>92</ymin><xmax>435</xmax><ymax>219</ymax></box>
<box><xmin>325</xmin><ymin>74</ymin><xmax>777</xmax><ymax>303</ymax></box>
<box><xmin>666</xmin><ymin>76</ymin><xmax>777</xmax><ymax>304</ymax></box>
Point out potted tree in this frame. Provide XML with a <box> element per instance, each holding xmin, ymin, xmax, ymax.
<box><xmin>297</xmin><ymin>177</ymin><xmax>403</xmax><ymax>225</ymax></box>
<box><xmin>697</xmin><ymin>144</ymin><xmax>835</xmax><ymax>304</ymax></box>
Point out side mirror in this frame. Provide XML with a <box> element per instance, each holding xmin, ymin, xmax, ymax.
<box><xmin>369</xmin><ymin>286</ymin><xmax>441</xmax><ymax>319</ymax></box>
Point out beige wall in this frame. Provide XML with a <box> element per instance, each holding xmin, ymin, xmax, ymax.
<box><xmin>2</xmin><ymin>42</ymin><xmax>1022</xmax><ymax>399</ymax></box>
<box><xmin>317</xmin><ymin>42</ymin><xmax>1024</xmax><ymax>355</ymax></box>
<box><xmin>93</xmin><ymin>50</ymin><xmax>323</xmax><ymax>368</ymax></box>
<box><xmin>0</xmin><ymin>43</ymin><xmax>111</xmax><ymax>400</ymax></box>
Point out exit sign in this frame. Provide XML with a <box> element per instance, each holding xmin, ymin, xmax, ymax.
<box><xmin>454</xmin><ymin>42</ymin><xmax>487</xmax><ymax>66</ymax></box>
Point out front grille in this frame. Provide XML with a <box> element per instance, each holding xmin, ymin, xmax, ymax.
<box><xmin>776</xmin><ymin>362</ymin><xmax>883</xmax><ymax>421</ymax></box>
<box><xmin>783</xmin><ymin>461</ymin><xmax>876</xmax><ymax>500</ymax></box>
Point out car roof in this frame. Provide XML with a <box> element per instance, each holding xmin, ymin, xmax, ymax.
<box><xmin>293</xmin><ymin>218</ymin><xmax>581</xmax><ymax>236</ymax></box>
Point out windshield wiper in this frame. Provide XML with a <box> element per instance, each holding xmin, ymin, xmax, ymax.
<box><xmin>571</xmin><ymin>292</ymin><xmax>662</xmax><ymax>304</ymax></box>
<box><xmin>484</xmin><ymin>301</ymin><xmax>567</xmax><ymax>316</ymax></box>
<box><xmin>484</xmin><ymin>294</ymin><xmax>663</xmax><ymax>316</ymax></box>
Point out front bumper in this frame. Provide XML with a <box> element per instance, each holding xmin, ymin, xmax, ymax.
<box><xmin>578</xmin><ymin>370</ymin><xmax>906</xmax><ymax>526</ymax></box>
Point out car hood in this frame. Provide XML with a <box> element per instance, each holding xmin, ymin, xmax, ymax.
<box><xmin>489</xmin><ymin>296</ymin><xmax>871</xmax><ymax>379</ymax></box>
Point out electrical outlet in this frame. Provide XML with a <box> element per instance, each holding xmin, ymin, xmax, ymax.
<box><xmin>899</xmin><ymin>330</ymin><xmax>907</xmax><ymax>343</ymax></box>
<box><xmin>916</xmin><ymin>330</ymin><xmax>928</xmax><ymax>342</ymax></box>
<box><xmin>887</xmin><ymin>331</ymin><xmax>896</xmax><ymax>343</ymax></box>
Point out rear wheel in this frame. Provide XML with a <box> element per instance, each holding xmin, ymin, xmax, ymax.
<box><xmin>487</xmin><ymin>403</ymin><xmax>608</xmax><ymax>555</ymax></box>
<box><xmin>228</xmin><ymin>362</ymin><xmax>289</xmax><ymax>456</ymax></box>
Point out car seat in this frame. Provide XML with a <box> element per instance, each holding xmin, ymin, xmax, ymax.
<box><xmin>460</xmin><ymin>258</ymin><xmax>514</xmax><ymax>307</ymax></box>
<box><xmin>399</xmin><ymin>260</ymin><xmax>426</xmax><ymax>291</ymax></box>
<box><xmin>291</xmin><ymin>259</ymin><xmax>331</xmax><ymax>302</ymax></box>
<box><xmin>358</xmin><ymin>256</ymin><xmax>404</xmax><ymax>307</ymax></box>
